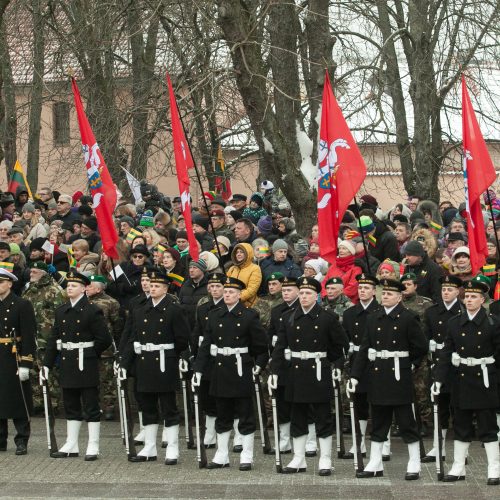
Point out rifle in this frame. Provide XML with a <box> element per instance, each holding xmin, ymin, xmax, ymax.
<box><xmin>41</xmin><ymin>371</ymin><xmax>58</xmax><ymax>455</ymax></box>
<box><xmin>180</xmin><ymin>368</ymin><xmax>195</xmax><ymax>449</ymax></box>
<box><xmin>269</xmin><ymin>385</ymin><xmax>282</xmax><ymax>472</ymax></box>
<box><xmin>347</xmin><ymin>380</ymin><xmax>364</xmax><ymax>474</ymax></box>
<box><xmin>332</xmin><ymin>371</ymin><xmax>346</xmax><ymax>458</ymax></box>
<box><xmin>432</xmin><ymin>393</ymin><xmax>444</xmax><ymax>481</ymax></box>
<box><xmin>118</xmin><ymin>377</ymin><xmax>137</xmax><ymax>459</ymax></box>
<box><xmin>254</xmin><ymin>374</ymin><xmax>273</xmax><ymax>454</ymax></box>
<box><xmin>193</xmin><ymin>385</ymin><xmax>207</xmax><ymax>468</ymax></box>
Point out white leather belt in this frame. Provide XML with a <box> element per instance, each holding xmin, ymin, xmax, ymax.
<box><xmin>285</xmin><ymin>349</ymin><xmax>327</xmax><ymax>381</ymax></box>
<box><xmin>57</xmin><ymin>340</ymin><xmax>94</xmax><ymax>371</ymax></box>
<box><xmin>348</xmin><ymin>342</ymin><xmax>360</xmax><ymax>354</ymax></box>
<box><xmin>134</xmin><ymin>342</ymin><xmax>175</xmax><ymax>373</ymax></box>
<box><xmin>368</xmin><ymin>348</ymin><xmax>409</xmax><ymax>381</ymax></box>
<box><xmin>429</xmin><ymin>340</ymin><xmax>444</xmax><ymax>352</ymax></box>
<box><xmin>198</xmin><ymin>336</ymin><xmax>204</xmax><ymax>347</ymax></box>
<box><xmin>451</xmin><ymin>353</ymin><xmax>495</xmax><ymax>388</ymax></box>
<box><xmin>210</xmin><ymin>345</ymin><xmax>249</xmax><ymax>376</ymax></box>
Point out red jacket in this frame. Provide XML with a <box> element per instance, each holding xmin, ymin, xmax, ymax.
<box><xmin>322</xmin><ymin>255</ymin><xmax>361</xmax><ymax>303</ymax></box>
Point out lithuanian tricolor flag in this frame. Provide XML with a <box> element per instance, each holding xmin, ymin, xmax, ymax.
<box><xmin>429</xmin><ymin>220</ymin><xmax>442</xmax><ymax>234</ymax></box>
<box><xmin>482</xmin><ymin>264</ymin><xmax>496</xmax><ymax>276</ymax></box>
<box><xmin>167</xmin><ymin>272</ymin><xmax>184</xmax><ymax>288</ymax></box>
<box><xmin>0</xmin><ymin>261</ymin><xmax>14</xmax><ymax>272</ymax></box>
<box><xmin>67</xmin><ymin>246</ymin><xmax>77</xmax><ymax>268</ymax></box>
<box><xmin>367</xmin><ymin>234</ymin><xmax>377</xmax><ymax>247</ymax></box>
<box><xmin>7</xmin><ymin>160</ymin><xmax>33</xmax><ymax>199</ymax></box>
<box><xmin>214</xmin><ymin>143</ymin><xmax>232</xmax><ymax>201</ymax></box>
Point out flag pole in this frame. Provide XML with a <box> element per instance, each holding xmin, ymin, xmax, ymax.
<box><xmin>353</xmin><ymin>196</ymin><xmax>372</xmax><ymax>275</ymax></box>
<box><xmin>172</xmin><ymin>90</ymin><xmax>225</xmax><ymax>272</ymax></box>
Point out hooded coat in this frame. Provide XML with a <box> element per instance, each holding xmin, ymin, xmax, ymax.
<box><xmin>227</xmin><ymin>243</ymin><xmax>262</xmax><ymax>307</ymax></box>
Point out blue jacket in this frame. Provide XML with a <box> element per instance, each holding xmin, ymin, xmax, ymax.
<box><xmin>259</xmin><ymin>256</ymin><xmax>302</xmax><ymax>295</ymax></box>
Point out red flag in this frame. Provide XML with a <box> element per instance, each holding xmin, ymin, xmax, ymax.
<box><xmin>317</xmin><ymin>71</ymin><xmax>367</xmax><ymax>264</ymax></box>
<box><xmin>166</xmin><ymin>74</ymin><xmax>199</xmax><ymax>262</ymax></box>
<box><xmin>462</xmin><ymin>75</ymin><xmax>497</xmax><ymax>274</ymax></box>
<box><xmin>71</xmin><ymin>78</ymin><xmax>119</xmax><ymax>260</ymax></box>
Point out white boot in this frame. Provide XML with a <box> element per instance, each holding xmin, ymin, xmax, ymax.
<box><xmin>484</xmin><ymin>441</ymin><xmax>500</xmax><ymax>485</ymax></box>
<box><xmin>305</xmin><ymin>423</ymin><xmax>317</xmax><ymax>456</ymax></box>
<box><xmin>382</xmin><ymin>429</ymin><xmax>391</xmax><ymax>460</ymax></box>
<box><xmin>53</xmin><ymin>420</ymin><xmax>82</xmax><ymax>457</ymax></box>
<box><xmin>357</xmin><ymin>441</ymin><xmax>384</xmax><ymax>477</ymax></box>
<box><xmin>232</xmin><ymin>419</ymin><xmax>242</xmax><ymax>451</ymax></box>
<box><xmin>164</xmin><ymin>425</ymin><xmax>179</xmax><ymax>465</ymax></box>
<box><xmin>318</xmin><ymin>436</ymin><xmax>333</xmax><ymax>476</ymax></box>
<box><xmin>347</xmin><ymin>420</ymin><xmax>368</xmax><ymax>456</ymax></box>
<box><xmin>204</xmin><ymin>416</ymin><xmax>217</xmax><ymax>447</ymax></box>
<box><xmin>210</xmin><ymin>430</ymin><xmax>231</xmax><ymax>467</ymax></box>
<box><xmin>283</xmin><ymin>435</ymin><xmax>307</xmax><ymax>473</ymax></box>
<box><xmin>132</xmin><ymin>424</ymin><xmax>158</xmax><ymax>461</ymax></box>
<box><xmin>405</xmin><ymin>441</ymin><xmax>421</xmax><ymax>480</ymax></box>
<box><xmin>279</xmin><ymin>422</ymin><xmax>292</xmax><ymax>453</ymax></box>
<box><xmin>84</xmin><ymin>422</ymin><xmax>100</xmax><ymax>460</ymax></box>
<box><xmin>443</xmin><ymin>440</ymin><xmax>470</xmax><ymax>481</ymax></box>
<box><xmin>134</xmin><ymin>412</ymin><xmax>144</xmax><ymax>444</ymax></box>
<box><xmin>239</xmin><ymin>433</ymin><xmax>254</xmax><ymax>470</ymax></box>
<box><xmin>423</xmin><ymin>429</ymin><xmax>447</xmax><ymax>461</ymax></box>
<box><xmin>161</xmin><ymin>425</ymin><xmax>168</xmax><ymax>448</ymax></box>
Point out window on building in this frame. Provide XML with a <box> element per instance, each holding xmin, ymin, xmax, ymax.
<box><xmin>53</xmin><ymin>101</ymin><xmax>70</xmax><ymax>145</ymax></box>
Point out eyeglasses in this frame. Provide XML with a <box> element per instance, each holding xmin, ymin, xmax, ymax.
<box><xmin>57</xmin><ymin>201</ymin><xmax>68</xmax><ymax>205</ymax></box>
<box><xmin>132</xmin><ymin>255</ymin><xmax>145</xmax><ymax>259</ymax></box>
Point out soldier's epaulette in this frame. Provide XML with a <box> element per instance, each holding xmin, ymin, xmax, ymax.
<box><xmin>196</xmin><ymin>296</ymin><xmax>210</xmax><ymax>309</ymax></box>
<box><xmin>167</xmin><ymin>293</ymin><xmax>180</xmax><ymax>304</ymax></box>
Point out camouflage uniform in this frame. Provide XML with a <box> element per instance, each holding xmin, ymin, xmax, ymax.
<box><xmin>321</xmin><ymin>294</ymin><xmax>354</xmax><ymax>323</ymax></box>
<box><xmin>88</xmin><ymin>291</ymin><xmax>125</xmax><ymax>416</ymax></box>
<box><xmin>22</xmin><ymin>275</ymin><xmax>66</xmax><ymax>413</ymax></box>
<box><xmin>403</xmin><ymin>292</ymin><xmax>434</xmax><ymax>425</ymax></box>
<box><xmin>253</xmin><ymin>293</ymin><xmax>283</xmax><ymax>330</ymax></box>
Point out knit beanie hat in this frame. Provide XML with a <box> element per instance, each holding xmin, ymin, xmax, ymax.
<box><xmin>176</xmin><ymin>230</ymin><xmax>188</xmax><ymax>240</ymax></box>
<box><xmin>22</xmin><ymin>203</ymin><xmax>36</xmax><ymax>214</ymax></box>
<box><xmin>9</xmin><ymin>243</ymin><xmax>21</xmax><ymax>255</ymax></box>
<box><xmin>357</xmin><ymin>215</ymin><xmax>375</xmax><ymax>234</ymax></box>
<box><xmin>404</xmin><ymin>240</ymin><xmax>426</xmax><ymax>257</ymax></box>
<box><xmin>250</xmin><ymin>192</ymin><xmax>264</xmax><ymax>207</ymax></box>
<box><xmin>139</xmin><ymin>210</ymin><xmax>155</xmax><ymax>227</ymax></box>
<box><xmin>82</xmin><ymin>216</ymin><xmax>98</xmax><ymax>231</ymax></box>
<box><xmin>257</xmin><ymin>215</ymin><xmax>273</xmax><ymax>235</ymax></box>
<box><xmin>215</xmin><ymin>236</ymin><xmax>231</xmax><ymax>251</ymax></box>
<box><xmin>189</xmin><ymin>259</ymin><xmax>208</xmax><ymax>273</ymax></box>
<box><xmin>338</xmin><ymin>239</ymin><xmax>356</xmax><ymax>255</ymax></box>
<box><xmin>192</xmin><ymin>213</ymin><xmax>209</xmax><ymax>231</ymax></box>
<box><xmin>272</xmin><ymin>239</ymin><xmax>288</xmax><ymax>253</ymax></box>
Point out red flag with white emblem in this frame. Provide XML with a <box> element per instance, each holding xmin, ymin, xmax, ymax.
<box><xmin>167</xmin><ymin>74</ymin><xmax>199</xmax><ymax>262</ymax></box>
<box><xmin>317</xmin><ymin>72</ymin><xmax>367</xmax><ymax>264</ymax></box>
<box><xmin>462</xmin><ymin>74</ymin><xmax>497</xmax><ymax>274</ymax></box>
<box><xmin>71</xmin><ymin>78</ymin><xmax>119</xmax><ymax>259</ymax></box>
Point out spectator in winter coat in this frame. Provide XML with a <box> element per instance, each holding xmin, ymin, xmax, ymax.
<box><xmin>402</xmin><ymin>240</ymin><xmax>443</xmax><ymax>302</ymax></box>
<box><xmin>192</xmin><ymin>213</ymin><xmax>215</xmax><ymax>251</ymax></box>
<box><xmin>226</xmin><ymin>242</ymin><xmax>262</xmax><ymax>307</ymax></box>
<box><xmin>358</xmin><ymin>214</ymin><xmax>400</xmax><ymax>262</ymax></box>
<box><xmin>322</xmin><ymin>239</ymin><xmax>362</xmax><ymax>303</ymax></box>
<box><xmin>242</xmin><ymin>192</ymin><xmax>268</xmax><ymax>224</ymax></box>
<box><xmin>233</xmin><ymin>218</ymin><xmax>257</xmax><ymax>246</ymax></box>
<box><xmin>259</xmin><ymin>239</ymin><xmax>302</xmax><ymax>294</ymax></box>
<box><xmin>178</xmin><ymin>259</ymin><xmax>209</xmax><ymax>329</ymax></box>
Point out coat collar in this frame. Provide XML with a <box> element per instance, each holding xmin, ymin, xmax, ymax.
<box><xmin>63</xmin><ymin>294</ymin><xmax>89</xmax><ymax>313</ymax></box>
<box><xmin>221</xmin><ymin>301</ymin><xmax>245</xmax><ymax>317</ymax></box>
<box><xmin>459</xmin><ymin>306</ymin><xmax>486</xmax><ymax>326</ymax></box>
<box><xmin>356</xmin><ymin>299</ymin><xmax>379</xmax><ymax>316</ymax></box>
<box><xmin>295</xmin><ymin>302</ymin><xmax>321</xmax><ymax>320</ymax></box>
<box><xmin>376</xmin><ymin>301</ymin><xmax>403</xmax><ymax>319</ymax></box>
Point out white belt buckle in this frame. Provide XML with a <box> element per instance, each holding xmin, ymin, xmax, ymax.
<box><xmin>466</xmin><ymin>357</ymin><xmax>474</xmax><ymax>367</ymax></box>
<box><xmin>222</xmin><ymin>347</ymin><xmax>231</xmax><ymax>356</ymax></box>
<box><xmin>300</xmin><ymin>351</ymin><xmax>308</xmax><ymax>360</ymax></box>
<box><xmin>380</xmin><ymin>350</ymin><xmax>389</xmax><ymax>359</ymax></box>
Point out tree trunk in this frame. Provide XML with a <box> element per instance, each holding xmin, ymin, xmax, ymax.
<box><xmin>27</xmin><ymin>0</ymin><xmax>45</xmax><ymax>192</ymax></box>
<box><xmin>0</xmin><ymin>17</ymin><xmax>17</xmax><ymax>180</ymax></box>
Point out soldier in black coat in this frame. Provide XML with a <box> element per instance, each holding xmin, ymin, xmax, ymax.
<box><xmin>0</xmin><ymin>267</ymin><xmax>37</xmax><ymax>455</ymax></box>
<box><xmin>342</xmin><ymin>273</ymin><xmax>380</xmax><ymax>459</ymax></box>
<box><xmin>120</xmin><ymin>270</ymin><xmax>189</xmax><ymax>465</ymax></box>
<box><xmin>190</xmin><ymin>272</ymin><xmax>225</xmax><ymax>448</ymax></box>
<box><xmin>192</xmin><ymin>277</ymin><xmax>268</xmax><ymax>471</ymax></box>
<box><xmin>270</xmin><ymin>277</ymin><xmax>348</xmax><ymax>476</ymax></box>
<box><xmin>267</xmin><ymin>276</ymin><xmax>300</xmax><ymax>455</ymax></box>
<box><xmin>42</xmin><ymin>271</ymin><xmax>112</xmax><ymax>461</ymax></box>
<box><xmin>349</xmin><ymin>278</ymin><xmax>428</xmax><ymax>480</ymax></box>
<box><xmin>421</xmin><ymin>275</ymin><xmax>462</xmax><ymax>463</ymax></box>
<box><xmin>432</xmin><ymin>278</ymin><xmax>500</xmax><ymax>485</ymax></box>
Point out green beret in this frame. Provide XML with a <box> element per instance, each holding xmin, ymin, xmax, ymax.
<box><xmin>401</xmin><ymin>272</ymin><xmax>417</xmax><ymax>283</ymax></box>
<box><xmin>89</xmin><ymin>275</ymin><xmax>107</xmax><ymax>285</ymax></box>
<box><xmin>325</xmin><ymin>277</ymin><xmax>343</xmax><ymax>287</ymax></box>
<box><xmin>267</xmin><ymin>272</ymin><xmax>285</xmax><ymax>283</ymax></box>
<box><xmin>30</xmin><ymin>261</ymin><xmax>48</xmax><ymax>272</ymax></box>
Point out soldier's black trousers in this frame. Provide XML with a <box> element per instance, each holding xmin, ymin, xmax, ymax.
<box><xmin>277</xmin><ymin>385</ymin><xmax>291</xmax><ymax>424</ymax></box>
<box><xmin>370</xmin><ymin>404</ymin><xmax>420</xmax><ymax>443</ymax></box>
<box><xmin>354</xmin><ymin>392</ymin><xmax>369</xmax><ymax>421</ymax></box>
<box><xmin>0</xmin><ymin>418</ymin><xmax>30</xmax><ymax>446</ymax></box>
<box><xmin>438</xmin><ymin>392</ymin><xmax>452</xmax><ymax>429</ymax></box>
<box><xmin>199</xmin><ymin>379</ymin><xmax>216</xmax><ymax>417</ymax></box>
<box><xmin>290</xmin><ymin>402</ymin><xmax>333</xmax><ymax>438</ymax></box>
<box><xmin>453</xmin><ymin>407</ymin><xmax>499</xmax><ymax>443</ymax></box>
<box><xmin>63</xmin><ymin>387</ymin><xmax>101</xmax><ymax>422</ymax></box>
<box><xmin>140</xmin><ymin>391</ymin><xmax>180</xmax><ymax>426</ymax></box>
<box><xmin>215</xmin><ymin>397</ymin><xmax>255</xmax><ymax>435</ymax></box>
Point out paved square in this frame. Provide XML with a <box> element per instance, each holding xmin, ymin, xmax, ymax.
<box><xmin>0</xmin><ymin>418</ymin><xmax>498</xmax><ymax>499</ymax></box>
